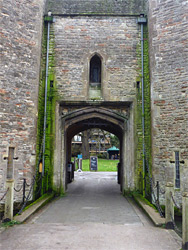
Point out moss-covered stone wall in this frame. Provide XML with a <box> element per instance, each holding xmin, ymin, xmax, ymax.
<box><xmin>35</xmin><ymin>20</ymin><xmax>57</xmax><ymax>197</ymax></box>
<box><xmin>36</xmin><ymin>15</ymin><xmax>152</xmax><ymax>196</ymax></box>
<box><xmin>135</xmin><ymin>24</ymin><xmax>152</xmax><ymax>196</ymax></box>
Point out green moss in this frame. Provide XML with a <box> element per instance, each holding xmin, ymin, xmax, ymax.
<box><xmin>123</xmin><ymin>190</ymin><xmax>134</xmax><ymax>198</ymax></box>
<box><xmin>59</xmin><ymin>192</ymin><xmax>66</xmax><ymax>197</ymax></box>
<box><xmin>135</xmin><ymin>24</ymin><xmax>152</xmax><ymax>197</ymax></box>
<box><xmin>44</xmin><ymin>16</ymin><xmax>53</xmax><ymax>22</ymax></box>
<box><xmin>52</xmin><ymin>186</ymin><xmax>65</xmax><ymax>196</ymax></box>
<box><xmin>133</xmin><ymin>192</ymin><xmax>157</xmax><ymax>211</ymax></box>
<box><xmin>34</xmin><ymin>21</ymin><xmax>57</xmax><ymax>198</ymax></box>
<box><xmin>1</xmin><ymin>220</ymin><xmax>21</xmax><ymax>228</ymax></box>
<box><xmin>22</xmin><ymin>193</ymin><xmax>54</xmax><ymax>213</ymax></box>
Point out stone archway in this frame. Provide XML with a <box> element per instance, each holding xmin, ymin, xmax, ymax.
<box><xmin>53</xmin><ymin>102</ymin><xmax>135</xmax><ymax>195</ymax></box>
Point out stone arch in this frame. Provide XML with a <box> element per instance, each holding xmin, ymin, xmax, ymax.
<box><xmin>54</xmin><ymin>104</ymin><xmax>135</xmax><ymax>195</ymax></box>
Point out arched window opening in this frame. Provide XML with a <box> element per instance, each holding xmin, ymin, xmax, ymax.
<box><xmin>89</xmin><ymin>54</ymin><xmax>102</xmax><ymax>99</ymax></box>
<box><xmin>90</xmin><ymin>55</ymin><xmax>101</xmax><ymax>86</ymax></box>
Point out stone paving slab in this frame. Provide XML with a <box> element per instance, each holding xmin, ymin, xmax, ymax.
<box><xmin>0</xmin><ymin>172</ymin><xmax>182</xmax><ymax>250</ymax></box>
<box><xmin>36</xmin><ymin>172</ymin><xmax>141</xmax><ymax>225</ymax></box>
<box><xmin>0</xmin><ymin>222</ymin><xmax>182</xmax><ymax>250</ymax></box>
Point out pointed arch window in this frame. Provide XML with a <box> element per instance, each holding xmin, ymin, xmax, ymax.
<box><xmin>90</xmin><ymin>55</ymin><xmax>101</xmax><ymax>86</ymax></box>
<box><xmin>89</xmin><ymin>54</ymin><xmax>102</xmax><ymax>99</ymax></box>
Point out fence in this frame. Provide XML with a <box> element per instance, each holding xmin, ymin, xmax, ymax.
<box><xmin>1</xmin><ymin>136</ymin><xmax>44</xmax><ymax>222</ymax></box>
<box><xmin>0</xmin><ymin>188</ymin><xmax>9</xmax><ymax>202</ymax></box>
<box><xmin>142</xmin><ymin>151</ymin><xmax>188</xmax><ymax>249</ymax></box>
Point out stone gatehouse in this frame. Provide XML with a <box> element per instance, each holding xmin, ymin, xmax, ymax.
<box><xmin>0</xmin><ymin>0</ymin><xmax>188</xmax><ymax>207</ymax></box>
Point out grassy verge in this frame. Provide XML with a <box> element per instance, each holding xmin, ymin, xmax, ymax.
<box><xmin>73</xmin><ymin>158</ymin><xmax>119</xmax><ymax>172</ymax></box>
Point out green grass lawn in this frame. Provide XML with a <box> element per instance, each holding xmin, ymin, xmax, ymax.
<box><xmin>73</xmin><ymin>158</ymin><xmax>119</xmax><ymax>172</ymax></box>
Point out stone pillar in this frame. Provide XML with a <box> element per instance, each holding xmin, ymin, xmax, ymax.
<box><xmin>4</xmin><ymin>146</ymin><xmax>15</xmax><ymax>221</ymax></box>
<box><xmin>61</xmin><ymin>127</ymin><xmax>66</xmax><ymax>194</ymax></box>
<box><xmin>165</xmin><ymin>182</ymin><xmax>174</xmax><ymax>229</ymax></box>
<box><xmin>4</xmin><ymin>179</ymin><xmax>14</xmax><ymax>221</ymax></box>
<box><xmin>182</xmin><ymin>162</ymin><xmax>188</xmax><ymax>249</ymax></box>
<box><xmin>182</xmin><ymin>192</ymin><xmax>188</xmax><ymax>250</ymax></box>
<box><xmin>53</xmin><ymin>102</ymin><xmax>63</xmax><ymax>193</ymax></box>
<box><xmin>122</xmin><ymin>130</ymin><xmax>127</xmax><ymax>193</ymax></box>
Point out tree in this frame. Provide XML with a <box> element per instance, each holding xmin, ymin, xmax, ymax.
<box><xmin>110</xmin><ymin>134</ymin><xmax>119</xmax><ymax>148</ymax></box>
<box><xmin>81</xmin><ymin>130</ymin><xmax>90</xmax><ymax>159</ymax></box>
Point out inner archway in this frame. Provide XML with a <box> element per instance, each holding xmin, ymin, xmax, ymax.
<box><xmin>71</xmin><ymin>128</ymin><xmax>120</xmax><ymax>186</ymax></box>
<box><xmin>66</xmin><ymin>115</ymin><xmax>123</xmax><ymax>189</ymax></box>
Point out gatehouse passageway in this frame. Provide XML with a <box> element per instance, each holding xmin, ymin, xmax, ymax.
<box><xmin>0</xmin><ymin>172</ymin><xmax>181</xmax><ymax>250</ymax></box>
<box><xmin>36</xmin><ymin>172</ymin><xmax>141</xmax><ymax>225</ymax></box>
<box><xmin>55</xmin><ymin>102</ymin><xmax>136</xmax><ymax>194</ymax></box>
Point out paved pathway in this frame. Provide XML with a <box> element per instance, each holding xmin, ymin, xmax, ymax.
<box><xmin>0</xmin><ymin>172</ymin><xmax>181</xmax><ymax>250</ymax></box>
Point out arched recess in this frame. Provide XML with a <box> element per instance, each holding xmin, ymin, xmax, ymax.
<box><xmin>89</xmin><ymin>53</ymin><xmax>103</xmax><ymax>99</ymax></box>
<box><xmin>53</xmin><ymin>106</ymin><xmax>135</xmax><ymax>195</ymax></box>
<box><xmin>90</xmin><ymin>55</ymin><xmax>101</xmax><ymax>84</ymax></box>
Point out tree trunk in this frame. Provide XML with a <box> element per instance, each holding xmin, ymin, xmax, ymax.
<box><xmin>82</xmin><ymin>130</ymin><xmax>90</xmax><ymax>159</ymax></box>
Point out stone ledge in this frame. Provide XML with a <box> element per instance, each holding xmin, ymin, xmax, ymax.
<box><xmin>14</xmin><ymin>193</ymin><xmax>54</xmax><ymax>223</ymax></box>
<box><xmin>133</xmin><ymin>194</ymin><xmax>165</xmax><ymax>227</ymax></box>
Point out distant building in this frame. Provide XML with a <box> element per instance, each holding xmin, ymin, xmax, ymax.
<box><xmin>72</xmin><ymin>130</ymin><xmax>111</xmax><ymax>156</ymax></box>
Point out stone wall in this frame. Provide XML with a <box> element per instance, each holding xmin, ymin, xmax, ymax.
<box><xmin>0</xmin><ymin>0</ymin><xmax>45</xmax><ymax>202</ymax></box>
<box><xmin>148</xmin><ymin>0</ymin><xmax>188</xmax><ymax>203</ymax></box>
<box><xmin>45</xmin><ymin>0</ymin><xmax>147</xmax><ymax>15</ymax></box>
<box><xmin>53</xmin><ymin>16</ymin><xmax>140</xmax><ymax>101</ymax></box>
<box><xmin>51</xmin><ymin>15</ymin><xmax>152</xmax><ymax>192</ymax></box>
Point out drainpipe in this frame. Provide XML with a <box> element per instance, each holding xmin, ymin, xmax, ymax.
<box><xmin>42</xmin><ymin>11</ymin><xmax>53</xmax><ymax>177</ymax></box>
<box><xmin>137</xmin><ymin>14</ymin><xmax>147</xmax><ymax>197</ymax></box>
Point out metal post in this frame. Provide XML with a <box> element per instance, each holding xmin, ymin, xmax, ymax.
<box><xmin>78</xmin><ymin>158</ymin><xmax>82</xmax><ymax>170</ymax></box>
<box><xmin>137</xmin><ymin>14</ymin><xmax>147</xmax><ymax>197</ymax></box>
<box><xmin>42</xmin><ymin>14</ymin><xmax>51</xmax><ymax>177</ymax></box>
<box><xmin>157</xmin><ymin>181</ymin><xmax>159</xmax><ymax>204</ymax></box>
<box><xmin>141</xmin><ymin>20</ymin><xmax>145</xmax><ymax>197</ymax></box>
<box><xmin>140</xmin><ymin>172</ymin><xmax>143</xmax><ymax>193</ymax></box>
<box><xmin>22</xmin><ymin>178</ymin><xmax>26</xmax><ymax>204</ymax></box>
<box><xmin>77</xmin><ymin>158</ymin><xmax>82</xmax><ymax>172</ymax></box>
